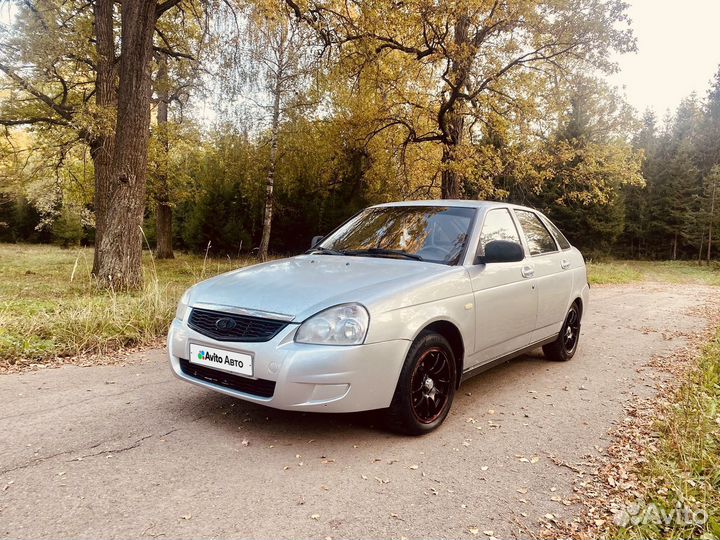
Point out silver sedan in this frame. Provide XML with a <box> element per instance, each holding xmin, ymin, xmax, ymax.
<box><xmin>168</xmin><ymin>200</ymin><xmax>589</xmax><ymax>434</ymax></box>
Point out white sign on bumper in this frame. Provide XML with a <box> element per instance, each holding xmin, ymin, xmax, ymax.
<box><xmin>189</xmin><ymin>343</ymin><xmax>253</xmax><ymax>378</ymax></box>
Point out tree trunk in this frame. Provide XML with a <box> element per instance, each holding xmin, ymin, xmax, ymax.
<box><xmin>258</xmin><ymin>30</ymin><xmax>286</xmax><ymax>262</ymax></box>
<box><xmin>672</xmin><ymin>232</ymin><xmax>678</xmax><ymax>260</ymax></box>
<box><xmin>90</xmin><ymin>138</ymin><xmax>113</xmax><ymax>273</ymax></box>
<box><xmin>439</xmin><ymin>15</ymin><xmax>469</xmax><ymax>200</ymax></box>
<box><xmin>440</xmin><ymin>111</ymin><xmax>464</xmax><ymax>199</ymax></box>
<box><xmin>96</xmin><ymin>0</ymin><xmax>158</xmax><ymax>290</ymax></box>
<box><xmin>154</xmin><ymin>52</ymin><xmax>174</xmax><ymax>259</ymax></box>
<box><xmin>708</xmin><ymin>179</ymin><xmax>716</xmax><ymax>264</ymax></box>
<box><xmin>698</xmin><ymin>233</ymin><xmax>704</xmax><ymax>265</ymax></box>
<box><xmin>156</xmin><ymin>202</ymin><xmax>173</xmax><ymax>259</ymax></box>
<box><xmin>91</xmin><ymin>0</ymin><xmax>117</xmax><ymax>276</ymax></box>
<box><xmin>257</xmin><ymin>88</ymin><xmax>280</xmax><ymax>262</ymax></box>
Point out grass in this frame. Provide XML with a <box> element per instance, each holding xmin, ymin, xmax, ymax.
<box><xmin>0</xmin><ymin>243</ymin><xmax>255</xmax><ymax>369</ymax></box>
<box><xmin>588</xmin><ymin>260</ymin><xmax>720</xmax><ymax>286</ymax></box>
<box><xmin>613</xmin><ymin>329</ymin><xmax>720</xmax><ymax>539</ymax></box>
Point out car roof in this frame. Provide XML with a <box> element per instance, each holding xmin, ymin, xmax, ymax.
<box><xmin>371</xmin><ymin>199</ymin><xmax>537</xmax><ymax>212</ymax></box>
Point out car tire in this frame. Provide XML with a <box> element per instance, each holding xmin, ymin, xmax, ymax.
<box><xmin>386</xmin><ymin>332</ymin><xmax>457</xmax><ymax>435</ymax></box>
<box><xmin>542</xmin><ymin>302</ymin><xmax>582</xmax><ymax>362</ymax></box>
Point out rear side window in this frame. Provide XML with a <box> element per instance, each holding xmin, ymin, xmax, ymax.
<box><xmin>476</xmin><ymin>209</ymin><xmax>522</xmax><ymax>257</ymax></box>
<box><xmin>543</xmin><ymin>217</ymin><xmax>572</xmax><ymax>250</ymax></box>
<box><xmin>514</xmin><ymin>210</ymin><xmax>558</xmax><ymax>256</ymax></box>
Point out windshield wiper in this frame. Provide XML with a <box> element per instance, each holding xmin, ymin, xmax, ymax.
<box><xmin>306</xmin><ymin>246</ymin><xmax>345</xmax><ymax>256</ymax></box>
<box><xmin>344</xmin><ymin>248</ymin><xmax>423</xmax><ymax>261</ymax></box>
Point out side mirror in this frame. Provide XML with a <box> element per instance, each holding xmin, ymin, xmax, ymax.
<box><xmin>310</xmin><ymin>235</ymin><xmax>324</xmax><ymax>248</ymax></box>
<box><xmin>476</xmin><ymin>240</ymin><xmax>524</xmax><ymax>264</ymax></box>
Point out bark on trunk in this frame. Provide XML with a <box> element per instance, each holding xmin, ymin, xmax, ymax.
<box><xmin>96</xmin><ymin>0</ymin><xmax>158</xmax><ymax>290</ymax></box>
<box><xmin>440</xmin><ymin>112</ymin><xmax>464</xmax><ymax>199</ymax></box>
<box><xmin>698</xmin><ymin>233</ymin><xmax>704</xmax><ymax>265</ymax></box>
<box><xmin>90</xmin><ymin>138</ymin><xmax>113</xmax><ymax>273</ymax></box>
<box><xmin>258</xmin><ymin>94</ymin><xmax>280</xmax><ymax>262</ymax></box>
<box><xmin>439</xmin><ymin>16</ymin><xmax>469</xmax><ymax>200</ymax></box>
<box><xmin>91</xmin><ymin>0</ymin><xmax>117</xmax><ymax>276</ymax></box>
<box><xmin>154</xmin><ymin>53</ymin><xmax>174</xmax><ymax>259</ymax></box>
<box><xmin>708</xmin><ymin>179</ymin><xmax>716</xmax><ymax>264</ymax></box>
<box><xmin>156</xmin><ymin>202</ymin><xmax>173</xmax><ymax>259</ymax></box>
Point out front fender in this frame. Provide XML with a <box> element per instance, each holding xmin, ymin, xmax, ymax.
<box><xmin>365</xmin><ymin>292</ymin><xmax>475</xmax><ymax>354</ymax></box>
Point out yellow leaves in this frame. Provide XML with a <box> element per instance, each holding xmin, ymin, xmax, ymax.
<box><xmin>73</xmin><ymin>103</ymin><xmax>117</xmax><ymax>139</ymax></box>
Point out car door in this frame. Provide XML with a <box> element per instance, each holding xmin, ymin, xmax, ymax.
<box><xmin>513</xmin><ymin>209</ymin><xmax>573</xmax><ymax>343</ymax></box>
<box><xmin>467</xmin><ymin>208</ymin><xmax>538</xmax><ymax>366</ymax></box>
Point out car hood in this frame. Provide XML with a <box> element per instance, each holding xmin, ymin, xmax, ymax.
<box><xmin>186</xmin><ymin>254</ymin><xmax>454</xmax><ymax>321</ymax></box>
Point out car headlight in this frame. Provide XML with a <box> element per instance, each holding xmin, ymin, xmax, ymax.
<box><xmin>175</xmin><ymin>289</ymin><xmax>191</xmax><ymax>321</ymax></box>
<box><xmin>295</xmin><ymin>303</ymin><xmax>369</xmax><ymax>346</ymax></box>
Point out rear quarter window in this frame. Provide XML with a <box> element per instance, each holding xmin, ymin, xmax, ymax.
<box><xmin>542</xmin><ymin>217</ymin><xmax>572</xmax><ymax>250</ymax></box>
<box><xmin>514</xmin><ymin>210</ymin><xmax>558</xmax><ymax>256</ymax></box>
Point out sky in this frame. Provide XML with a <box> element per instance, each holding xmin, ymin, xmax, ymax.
<box><xmin>609</xmin><ymin>0</ymin><xmax>720</xmax><ymax>116</ymax></box>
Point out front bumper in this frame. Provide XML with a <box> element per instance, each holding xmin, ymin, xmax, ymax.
<box><xmin>167</xmin><ymin>318</ymin><xmax>410</xmax><ymax>413</ymax></box>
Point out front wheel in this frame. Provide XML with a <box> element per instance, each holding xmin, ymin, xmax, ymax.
<box><xmin>543</xmin><ymin>302</ymin><xmax>582</xmax><ymax>361</ymax></box>
<box><xmin>386</xmin><ymin>332</ymin><xmax>457</xmax><ymax>435</ymax></box>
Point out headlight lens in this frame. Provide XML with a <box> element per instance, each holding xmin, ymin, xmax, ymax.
<box><xmin>175</xmin><ymin>289</ymin><xmax>191</xmax><ymax>321</ymax></box>
<box><xmin>295</xmin><ymin>303</ymin><xmax>369</xmax><ymax>346</ymax></box>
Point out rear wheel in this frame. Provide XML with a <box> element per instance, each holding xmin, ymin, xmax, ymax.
<box><xmin>543</xmin><ymin>302</ymin><xmax>582</xmax><ymax>361</ymax></box>
<box><xmin>386</xmin><ymin>332</ymin><xmax>457</xmax><ymax>435</ymax></box>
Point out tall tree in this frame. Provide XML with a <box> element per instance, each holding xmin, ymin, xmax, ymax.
<box><xmin>215</xmin><ymin>1</ymin><xmax>316</xmax><ymax>260</ymax></box>
<box><xmin>641</xmin><ymin>97</ymin><xmax>704</xmax><ymax>259</ymax></box>
<box><xmin>284</xmin><ymin>0</ymin><xmax>635</xmax><ymax>198</ymax></box>
<box><xmin>255</xmin><ymin>17</ymin><xmax>300</xmax><ymax>262</ymax></box>
<box><xmin>515</xmin><ymin>77</ymin><xmax>643</xmax><ymax>252</ymax></box>
<box><xmin>153</xmin><ymin>52</ymin><xmax>174</xmax><ymax>259</ymax></box>
<box><xmin>623</xmin><ymin>109</ymin><xmax>658</xmax><ymax>257</ymax></box>
<box><xmin>0</xmin><ymin>0</ymin><xmax>207</xmax><ymax>287</ymax></box>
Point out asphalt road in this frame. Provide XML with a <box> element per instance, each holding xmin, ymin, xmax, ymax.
<box><xmin>0</xmin><ymin>283</ymin><xmax>716</xmax><ymax>539</ymax></box>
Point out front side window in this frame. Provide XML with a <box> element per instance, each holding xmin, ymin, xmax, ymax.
<box><xmin>316</xmin><ymin>206</ymin><xmax>476</xmax><ymax>265</ymax></box>
<box><xmin>476</xmin><ymin>209</ymin><xmax>522</xmax><ymax>257</ymax></box>
<box><xmin>515</xmin><ymin>210</ymin><xmax>558</xmax><ymax>256</ymax></box>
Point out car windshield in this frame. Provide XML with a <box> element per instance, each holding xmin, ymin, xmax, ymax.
<box><xmin>315</xmin><ymin>206</ymin><xmax>476</xmax><ymax>265</ymax></box>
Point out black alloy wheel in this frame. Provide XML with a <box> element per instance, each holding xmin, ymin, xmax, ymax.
<box><xmin>543</xmin><ymin>302</ymin><xmax>582</xmax><ymax>362</ymax></box>
<box><xmin>387</xmin><ymin>332</ymin><xmax>457</xmax><ymax>435</ymax></box>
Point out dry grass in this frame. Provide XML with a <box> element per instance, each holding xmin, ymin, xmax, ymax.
<box><xmin>0</xmin><ymin>243</ymin><xmax>256</xmax><ymax>370</ymax></box>
<box><xmin>588</xmin><ymin>260</ymin><xmax>720</xmax><ymax>286</ymax></box>
<box><xmin>612</xmin><ymin>329</ymin><xmax>720</xmax><ymax>538</ymax></box>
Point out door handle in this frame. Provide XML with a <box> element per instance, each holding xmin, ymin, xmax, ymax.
<box><xmin>521</xmin><ymin>265</ymin><xmax>535</xmax><ymax>278</ymax></box>
<box><xmin>561</xmin><ymin>259</ymin><xmax>570</xmax><ymax>270</ymax></box>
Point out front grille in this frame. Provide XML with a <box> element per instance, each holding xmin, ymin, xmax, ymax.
<box><xmin>179</xmin><ymin>359</ymin><xmax>276</xmax><ymax>398</ymax></box>
<box><xmin>188</xmin><ymin>307</ymin><xmax>288</xmax><ymax>342</ymax></box>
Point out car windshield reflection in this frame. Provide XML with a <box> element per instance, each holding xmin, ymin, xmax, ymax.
<box><xmin>313</xmin><ymin>206</ymin><xmax>476</xmax><ymax>265</ymax></box>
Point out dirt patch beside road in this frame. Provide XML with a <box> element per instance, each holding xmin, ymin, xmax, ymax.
<box><xmin>0</xmin><ymin>283</ymin><xmax>716</xmax><ymax>539</ymax></box>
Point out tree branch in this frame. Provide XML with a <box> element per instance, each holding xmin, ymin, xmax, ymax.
<box><xmin>0</xmin><ymin>117</ymin><xmax>70</xmax><ymax>126</ymax></box>
<box><xmin>153</xmin><ymin>46</ymin><xmax>195</xmax><ymax>61</ymax></box>
<box><xmin>156</xmin><ymin>0</ymin><xmax>182</xmax><ymax>17</ymax></box>
<box><xmin>0</xmin><ymin>62</ymin><xmax>74</xmax><ymax>121</ymax></box>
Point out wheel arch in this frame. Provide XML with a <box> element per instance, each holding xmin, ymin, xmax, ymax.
<box><xmin>572</xmin><ymin>296</ymin><xmax>584</xmax><ymax>319</ymax></box>
<box><xmin>415</xmin><ymin>319</ymin><xmax>465</xmax><ymax>388</ymax></box>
